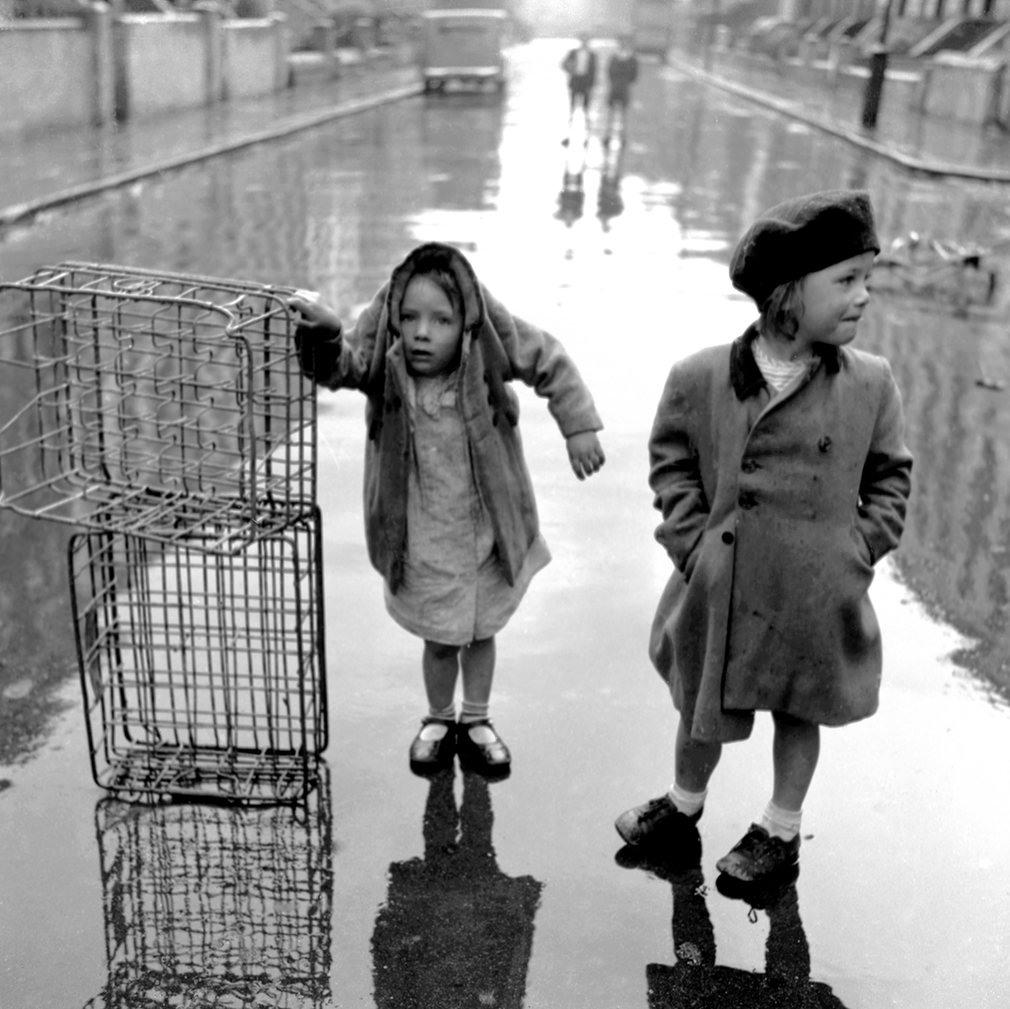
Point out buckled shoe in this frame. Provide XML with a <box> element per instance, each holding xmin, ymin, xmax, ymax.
<box><xmin>456</xmin><ymin>719</ymin><xmax>511</xmax><ymax>777</ymax></box>
<box><xmin>409</xmin><ymin>717</ymin><xmax>456</xmax><ymax>774</ymax></box>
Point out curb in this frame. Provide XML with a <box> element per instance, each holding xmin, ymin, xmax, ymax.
<box><xmin>0</xmin><ymin>82</ymin><xmax>423</xmax><ymax>231</ymax></box>
<box><xmin>668</xmin><ymin>56</ymin><xmax>1010</xmax><ymax>186</ymax></box>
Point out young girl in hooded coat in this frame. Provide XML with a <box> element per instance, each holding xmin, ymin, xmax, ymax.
<box><xmin>290</xmin><ymin>243</ymin><xmax>605</xmax><ymax>776</ymax></box>
<box><xmin>615</xmin><ymin>190</ymin><xmax>912</xmax><ymax>886</ymax></box>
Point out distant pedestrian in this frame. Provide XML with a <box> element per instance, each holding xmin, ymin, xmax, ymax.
<box><xmin>562</xmin><ymin>33</ymin><xmax>597</xmax><ymax>120</ymax></box>
<box><xmin>605</xmin><ymin>34</ymin><xmax>638</xmax><ymax>134</ymax></box>
<box><xmin>615</xmin><ymin>190</ymin><xmax>912</xmax><ymax>887</ymax></box>
<box><xmin>289</xmin><ymin>243</ymin><xmax>605</xmax><ymax>777</ymax></box>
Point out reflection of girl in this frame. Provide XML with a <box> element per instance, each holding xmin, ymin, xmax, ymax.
<box><xmin>647</xmin><ymin>874</ymin><xmax>850</xmax><ymax>1008</ymax></box>
<box><xmin>291</xmin><ymin>243</ymin><xmax>604</xmax><ymax>775</ymax></box>
<box><xmin>371</xmin><ymin>769</ymin><xmax>543</xmax><ymax>1008</ymax></box>
<box><xmin>617</xmin><ymin>191</ymin><xmax>912</xmax><ymax>885</ymax></box>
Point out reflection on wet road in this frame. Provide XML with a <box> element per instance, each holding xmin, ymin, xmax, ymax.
<box><xmin>86</xmin><ymin>765</ymin><xmax>333</xmax><ymax>1007</ymax></box>
<box><xmin>647</xmin><ymin>868</ymin><xmax>847</xmax><ymax>1009</ymax></box>
<box><xmin>372</xmin><ymin>769</ymin><xmax>542</xmax><ymax>1008</ymax></box>
<box><xmin>0</xmin><ymin>38</ymin><xmax>1009</xmax><ymax>1009</ymax></box>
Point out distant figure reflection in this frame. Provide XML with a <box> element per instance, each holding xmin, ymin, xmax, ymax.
<box><xmin>84</xmin><ymin>765</ymin><xmax>333</xmax><ymax>1009</ymax></box>
<box><xmin>618</xmin><ymin>841</ymin><xmax>849</xmax><ymax>1008</ymax></box>
<box><xmin>597</xmin><ymin>126</ymin><xmax>627</xmax><ymax>227</ymax></box>
<box><xmin>557</xmin><ymin>105</ymin><xmax>589</xmax><ymax>226</ymax></box>
<box><xmin>371</xmin><ymin>767</ymin><xmax>543</xmax><ymax>1008</ymax></box>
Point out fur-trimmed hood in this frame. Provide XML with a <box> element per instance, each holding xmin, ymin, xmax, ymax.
<box><xmin>385</xmin><ymin>242</ymin><xmax>486</xmax><ymax>337</ymax></box>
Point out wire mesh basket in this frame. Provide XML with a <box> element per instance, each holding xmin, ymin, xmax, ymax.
<box><xmin>0</xmin><ymin>262</ymin><xmax>315</xmax><ymax>553</ymax></box>
<box><xmin>70</xmin><ymin>507</ymin><xmax>327</xmax><ymax>804</ymax></box>
<box><xmin>84</xmin><ymin>772</ymin><xmax>332</xmax><ymax>1009</ymax></box>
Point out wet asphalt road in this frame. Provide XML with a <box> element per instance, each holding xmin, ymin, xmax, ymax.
<box><xmin>0</xmin><ymin>39</ymin><xmax>1009</xmax><ymax>1009</ymax></box>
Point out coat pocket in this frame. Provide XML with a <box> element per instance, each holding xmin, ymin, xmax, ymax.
<box><xmin>848</xmin><ymin>524</ymin><xmax>874</xmax><ymax>571</ymax></box>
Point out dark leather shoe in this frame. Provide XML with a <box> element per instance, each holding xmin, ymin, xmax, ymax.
<box><xmin>409</xmin><ymin>718</ymin><xmax>456</xmax><ymax>774</ymax></box>
<box><xmin>456</xmin><ymin>719</ymin><xmax>511</xmax><ymax>777</ymax></box>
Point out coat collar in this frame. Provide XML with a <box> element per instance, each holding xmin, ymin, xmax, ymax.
<box><xmin>730</xmin><ymin>323</ymin><xmax>841</xmax><ymax>401</ymax></box>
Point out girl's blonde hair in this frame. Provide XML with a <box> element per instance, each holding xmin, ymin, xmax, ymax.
<box><xmin>760</xmin><ymin>279</ymin><xmax>804</xmax><ymax>341</ymax></box>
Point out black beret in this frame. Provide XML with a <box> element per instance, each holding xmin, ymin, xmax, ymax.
<box><xmin>729</xmin><ymin>189</ymin><xmax>880</xmax><ymax>307</ymax></box>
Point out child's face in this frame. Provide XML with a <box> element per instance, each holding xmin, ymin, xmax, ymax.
<box><xmin>400</xmin><ymin>274</ymin><xmax>463</xmax><ymax>377</ymax></box>
<box><xmin>795</xmin><ymin>251</ymin><xmax>875</xmax><ymax>350</ymax></box>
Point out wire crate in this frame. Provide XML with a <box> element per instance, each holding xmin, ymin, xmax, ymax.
<box><xmin>84</xmin><ymin>772</ymin><xmax>332</xmax><ymax>1009</ymax></box>
<box><xmin>70</xmin><ymin>508</ymin><xmax>327</xmax><ymax>804</ymax></box>
<box><xmin>0</xmin><ymin>262</ymin><xmax>315</xmax><ymax>552</ymax></box>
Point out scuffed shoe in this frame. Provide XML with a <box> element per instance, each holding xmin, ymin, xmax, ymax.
<box><xmin>614</xmin><ymin>795</ymin><xmax>702</xmax><ymax>847</ymax></box>
<box><xmin>715</xmin><ymin>824</ymin><xmax>799</xmax><ymax>883</ymax></box>
<box><xmin>409</xmin><ymin>718</ymin><xmax>456</xmax><ymax>775</ymax></box>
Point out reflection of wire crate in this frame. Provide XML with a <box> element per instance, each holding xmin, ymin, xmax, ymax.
<box><xmin>0</xmin><ymin>262</ymin><xmax>314</xmax><ymax>552</ymax></box>
<box><xmin>70</xmin><ymin>508</ymin><xmax>327</xmax><ymax>804</ymax></box>
<box><xmin>84</xmin><ymin>769</ymin><xmax>332</xmax><ymax>1009</ymax></box>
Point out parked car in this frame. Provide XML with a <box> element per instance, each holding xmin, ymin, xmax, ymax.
<box><xmin>420</xmin><ymin>8</ymin><xmax>508</xmax><ymax>93</ymax></box>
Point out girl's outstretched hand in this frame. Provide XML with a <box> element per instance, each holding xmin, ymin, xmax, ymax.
<box><xmin>566</xmin><ymin>431</ymin><xmax>605</xmax><ymax>480</ymax></box>
<box><xmin>287</xmin><ymin>289</ymin><xmax>343</xmax><ymax>334</ymax></box>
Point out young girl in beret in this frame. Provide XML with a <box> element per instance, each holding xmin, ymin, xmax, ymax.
<box><xmin>289</xmin><ymin>243</ymin><xmax>605</xmax><ymax>777</ymax></box>
<box><xmin>615</xmin><ymin>190</ymin><xmax>912</xmax><ymax>885</ymax></box>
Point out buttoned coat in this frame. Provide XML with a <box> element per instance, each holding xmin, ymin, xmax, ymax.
<box><xmin>297</xmin><ymin>243</ymin><xmax>603</xmax><ymax>594</ymax></box>
<box><xmin>648</xmin><ymin>326</ymin><xmax>912</xmax><ymax>743</ymax></box>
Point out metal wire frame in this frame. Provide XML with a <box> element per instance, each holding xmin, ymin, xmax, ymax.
<box><xmin>84</xmin><ymin>768</ymin><xmax>332</xmax><ymax>1009</ymax></box>
<box><xmin>0</xmin><ymin>262</ymin><xmax>316</xmax><ymax>552</ymax></box>
<box><xmin>69</xmin><ymin>508</ymin><xmax>327</xmax><ymax>805</ymax></box>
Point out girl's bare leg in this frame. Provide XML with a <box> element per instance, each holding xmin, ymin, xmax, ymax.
<box><xmin>675</xmin><ymin>716</ymin><xmax>722</xmax><ymax>794</ymax></box>
<box><xmin>460</xmin><ymin>637</ymin><xmax>500</xmax><ymax>746</ymax></box>
<box><xmin>420</xmin><ymin>640</ymin><xmax>461</xmax><ymax>741</ymax></box>
<box><xmin>770</xmin><ymin>711</ymin><xmax>820</xmax><ymax>812</ymax></box>
<box><xmin>460</xmin><ymin>636</ymin><xmax>495</xmax><ymax>706</ymax></box>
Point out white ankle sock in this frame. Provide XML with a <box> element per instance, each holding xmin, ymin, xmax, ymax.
<box><xmin>761</xmin><ymin>800</ymin><xmax>802</xmax><ymax>841</ymax></box>
<box><xmin>667</xmin><ymin>782</ymin><xmax>707</xmax><ymax>817</ymax></box>
<box><xmin>460</xmin><ymin>700</ymin><xmax>496</xmax><ymax>743</ymax></box>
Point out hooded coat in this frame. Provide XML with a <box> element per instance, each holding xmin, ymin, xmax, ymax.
<box><xmin>298</xmin><ymin>243</ymin><xmax>603</xmax><ymax>594</ymax></box>
<box><xmin>648</xmin><ymin>326</ymin><xmax>912</xmax><ymax>743</ymax></box>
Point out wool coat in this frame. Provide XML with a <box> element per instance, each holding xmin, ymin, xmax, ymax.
<box><xmin>648</xmin><ymin>325</ymin><xmax>912</xmax><ymax>743</ymax></box>
<box><xmin>297</xmin><ymin>243</ymin><xmax>602</xmax><ymax>594</ymax></box>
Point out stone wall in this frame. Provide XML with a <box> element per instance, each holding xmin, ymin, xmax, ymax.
<box><xmin>1</xmin><ymin>7</ymin><xmax>288</xmax><ymax>134</ymax></box>
<box><xmin>0</xmin><ymin>19</ymin><xmax>97</xmax><ymax>132</ymax></box>
<box><xmin>115</xmin><ymin>15</ymin><xmax>208</xmax><ymax>117</ymax></box>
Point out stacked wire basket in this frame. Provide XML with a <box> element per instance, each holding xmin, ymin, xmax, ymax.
<box><xmin>0</xmin><ymin>263</ymin><xmax>327</xmax><ymax>804</ymax></box>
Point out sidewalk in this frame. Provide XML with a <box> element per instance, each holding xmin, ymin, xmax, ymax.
<box><xmin>0</xmin><ymin>55</ymin><xmax>422</xmax><ymax>232</ymax></box>
<box><xmin>670</xmin><ymin>47</ymin><xmax>1010</xmax><ymax>185</ymax></box>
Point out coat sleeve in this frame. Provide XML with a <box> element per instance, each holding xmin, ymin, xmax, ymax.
<box><xmin>295</xmin><ymin>286</ymin><xmax>386</xmax><ymax>391</ymax></box>
<box><xmin>648</xmin><ymin>362</ymin><xmax>711</xmax><ymax>578</ymax></box>
<box><xmin>856</xmin><ymin>357</ymin><xmax>913</xmax><ymax>564</ymax></box>
<box><xmin>484</xmin><ymin>291</ymin><xmax>603</xmax><ymax>438</ymax></box>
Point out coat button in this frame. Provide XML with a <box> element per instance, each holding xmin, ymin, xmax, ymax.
<box><xmin>722</xmin><ymin>531</ymin><xmax>735</xmax><ymax>545</ymax></box>
<box><xmin>738</xmin><ymin>491</ymin><xmax>757</xmax><ymax>509</ymax></box>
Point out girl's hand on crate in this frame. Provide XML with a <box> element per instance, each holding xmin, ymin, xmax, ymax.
<box><xmin>288</xmin><ymin>290</ymin><xmax>343</xmax><ymax>337</ymax></box>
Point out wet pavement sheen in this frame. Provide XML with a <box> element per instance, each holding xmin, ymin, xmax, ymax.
<box><xmin>1</xmin><ymin>38</ymin><xmax>1009</xmax><ymax>1009</ymax></box>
